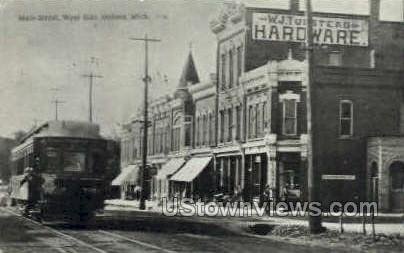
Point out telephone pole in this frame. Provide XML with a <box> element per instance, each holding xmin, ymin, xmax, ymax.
<box><xmin>305</xmin><ymin>0</ymin><xmax>323</xmax><ymax>233</ymax></box>
<box><xmin>51</xmin><ymin>99</ymin><xmax>65</xmax><ymax>120</ymax></box>
<box><xmin>50</xmin><ymin>87</ymin><xmax>65</xmax><ymax>121</ymax></box>
<box><xmin>82</xmin><ymin>72</ymin><xmax>103</xmax><ymax>122</ymax></box>
<box><xmin>130</xmin><ymin>34</ymin><xmax>161</xmax><ymax>210</ymax></box>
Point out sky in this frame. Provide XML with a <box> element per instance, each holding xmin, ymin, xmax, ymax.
<box><xmin>0</xmin><ymin>0</ymin><xmax>220</xmax><ymax>138</ymax></box>
<box><xmin>0</xmin><ymin>0</ymin><xmax>401</xmax><ymax>138</ymax></box>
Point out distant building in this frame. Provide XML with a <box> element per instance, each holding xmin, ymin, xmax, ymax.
<box><xmin>119</xmin><ymin>0</ymin><xmax>404</xmax><ymax>212</ymax></box>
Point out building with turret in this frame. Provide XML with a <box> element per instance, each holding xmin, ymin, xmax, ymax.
<box><xmin>118</xmin><ymin>0</ymin><xmax>404</xmax><ymax>212</ymax></box>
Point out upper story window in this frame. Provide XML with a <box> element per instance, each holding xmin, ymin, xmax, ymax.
<box><xmin>262</xmin><ymin>101</ymin><xmax>267</xmax><ymax>130</ymax></box>
<box><xmin>248</xmin><ymin>105</ymin><xmax>255</xmax><ymax>139</ymax></box>
<box><xmin>209</xmin><ymin>113</ymin><xmax>215</xmax><ymax>145</ymax></box>
<box><xmin>221</xmin><ymin>54</ymin><xmax>226</xmax><ymax>90</ymax></box>
<box><xmin>148</xmin><ymin>132</ymin><xmax>153</xmax><ymax>155</ymax></box>
<box><xmin>220</xmin><ymin>110</ymin><xmax>225</xmax><ymax>143</ymax></box>
<box><xmin>132</xmin><ymin>136</ymin><xmax>137</xmax><ymax>159</ymax></box>
<box><xmin>283</xmin><ymin>99</ymin><xmax>298</xmax><ymax>136</ymax></box>
<box><xmin>340</xmin><ymin>100</ymin><xmax>353</xmax><ymax>137</ymax></box>
<box><xmin>256</xmin><ymin>105</ymin><xmax>262</xmax><ymax>137</ymax></box>
<box><xmin>164</xmin><ymin>124</ymin><xmax>170</xmax><ymax>152</ymax></box>
<box><xmin>172</xmin><ymin>117</ymin><xmax>181</xmax><ymax>151</ymax></box>
<box><xmin>227</xmin><ymin>108</ymin><xmax>233</xmax><ymax>142</ymax></box>
<box><xmin>229</xmin><ymin>50</ymin><xmax>234</xmax><ymax>89</ymax></box>
<box><xmin>196</xmin><ymin>116</ymin><xmax>200</xmax><ymax>147</ymax></box>
<box><xmin>235</xmin><ymin>106</ymin><xmax>241</xmax><ymax>140</ymax></box>
<box><xmin>139</xmin><ymin>129</ymin><xmax>144</xmax><ymax>157</ymax></box>
<box><xmin>328</xmin><ymin>51</ymin><xmax>342</xmax><ymax>66</ymax></box>
<box><xmin>203</xmin><ymin>114</ymin><xmax>208</xmax><ymax>146</ymax></box>
<box><xmin>184</xmin><ymin>115</ymin><xmax>193</xmax><ymax>147</ymax></box>
<box><xmin>236</xmin><ymin>46</ymin><xmax>243</xmax><ymax>86</ymax></box>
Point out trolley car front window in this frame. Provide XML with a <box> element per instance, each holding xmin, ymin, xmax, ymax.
<box><xmin>63</xmin><ymin>152</ymin><xmax>85</xmax><ymax>172</ymax></box>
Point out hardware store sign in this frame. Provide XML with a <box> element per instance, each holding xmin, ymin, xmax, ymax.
<box><xmin>253</xmin><ymin>13</ymin><xmax>368</xmax><ymax>47</ymax></box>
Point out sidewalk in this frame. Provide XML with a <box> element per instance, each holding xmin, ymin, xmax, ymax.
<box><xmin>104</xmin><ymin>199</ymin><xmax>403</xmax><ymax>236</ymax></box>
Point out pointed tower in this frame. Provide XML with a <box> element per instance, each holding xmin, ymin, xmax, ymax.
<box><xmin>178</xmin><ymin>51</ymin><xmax>200</xmax><ymax>88</ymax></box>
<box><xmin>174</xmin><ymin>50</ymin><xmax>199</xmax><ymax>150</ymax></box>
<box><xmin>175</xmin><ymin>50</ymin><xmax>199</xmax><ymax>99</ymax></box>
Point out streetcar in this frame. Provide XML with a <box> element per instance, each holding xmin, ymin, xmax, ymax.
<box><xmin>9</xmin><ymin>120</ymin><xmax>109</xmax><ymax>223</ymax></box>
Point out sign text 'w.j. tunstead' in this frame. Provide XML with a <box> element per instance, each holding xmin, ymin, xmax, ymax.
<box><xmin>253</xmin><ymin>13</ymin><xmax>369</xmax><ymax>47</ymax></box>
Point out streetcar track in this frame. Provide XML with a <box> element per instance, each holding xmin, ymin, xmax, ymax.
<box><xmin>98</xmin><ymin>230</ymin><xmax>178</xmax><ymax>253</ymax></box>
<box><xmin>2</xmin><ymin>207</ymin><xmax>106</xmax><ymax>253</ymax></box>
<box><xmin>2</xmin><ymin>207</ymin><xmax>179</xmax><ymax>253</ymax></box>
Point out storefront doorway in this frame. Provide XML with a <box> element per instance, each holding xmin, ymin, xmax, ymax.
<box><xmin>389</xmin><ymin>161</ymin><xmax>404</xmax><ymax>211</ymax></box>
<box><xmin>244</xmin><ymin>154</ymin><xmax>267</xmax><ymax>202</ymax></box>
<box><xmin>278</xmin><ymin>153</ymin><xmax>302</xmax><ymax>203</ymax></box>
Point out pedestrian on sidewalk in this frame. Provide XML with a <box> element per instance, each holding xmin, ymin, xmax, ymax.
<box><xmin>263</xmin><ymin>184</ymin><xmax>271</xmax><ymax>214</ymax></box>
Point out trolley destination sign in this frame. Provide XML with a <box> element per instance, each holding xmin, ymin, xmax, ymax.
<box><xmin>321</xmin><ymin>174</ymin><xmax>356</xmax><ymax>180</ymax></box>
<box><xmin>253</xmin><ymin>13</ymin><xmax>369</xmax><ymax>47</ymax></box>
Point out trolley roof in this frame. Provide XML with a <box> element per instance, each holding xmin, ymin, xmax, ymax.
<box><xmin>13</xmin><ymin>120</ymin><xmax>102</xmax><ymax>152</ymax></box>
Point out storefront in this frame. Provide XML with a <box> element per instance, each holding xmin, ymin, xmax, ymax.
<box><xmin>155</xmin><ymin>158</ymin><xmax>185</xmax><ymax>200</ymax></box>
<box><xmin>111</xmin><ymin>165</ymin><xmax>140</xmax><ymax>200</ymax></box>
<box><xmin>170</xmin><ymin>156</ymin><xmax>214</xmax><ymax>200</ymax></box>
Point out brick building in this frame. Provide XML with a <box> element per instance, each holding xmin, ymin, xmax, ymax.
<box><xmin>118</xmin><ymin>0</ymin><xmax>404</xmax><ymax>212</ymax></box>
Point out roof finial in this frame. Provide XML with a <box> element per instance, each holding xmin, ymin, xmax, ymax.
<box><xmin>288</xmin><ymin>48</ymin><xmax>293</xmax><ymax>60</ymax></box>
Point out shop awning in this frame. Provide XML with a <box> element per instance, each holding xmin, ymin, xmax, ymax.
<box><xmin>170</xmin><ymin>157</ymin><xmax>212</xmax><ymax>182</ymax></box>
<box><xmin>111</xmin><ymin>165</ymin><xmax>139</xmax><ymax>186</ymax></box>
<box><xmin>156</xmin><ymin>158</ymin><xmax>185</xmax><ymax>180</ymax></box>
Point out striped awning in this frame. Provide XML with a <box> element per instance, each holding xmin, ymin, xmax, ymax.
<box><xmin>170</xmin><ymin>157</ymin><xmax>212</xmax><ymax>182</ymax></box>
<box><xmin>111</xmin><ymin>165</ymin><xmax>139</xmax><ymax>186</ymax></box>
<box><xmin>156</xmin><ymin>158</ymin><xmax>185</xmax><ymax>180</ymax></box>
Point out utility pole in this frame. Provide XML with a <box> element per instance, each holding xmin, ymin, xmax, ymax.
<box><xmin>50</xmin><ymin>87</ymin><xmax>65</xmax><ymax>121</ymax></box>
<box><xmin>82</xmin><ymin>72</ymin><xmax>103</xmax><ymax>122</ymax></box>
<box><xmin>130</xmin><ymin>34</ymin><xmax>161</xmax><ymax>210</ymax></box>
<box><xmin>51</xmin><ymin>99</ymin><xmax>65</xmax><ymax>120</ymax></box>
<box><xmin>305</xmin><ymin>0</ymin><xmax>323</xmax><ymax>233</ymax></box>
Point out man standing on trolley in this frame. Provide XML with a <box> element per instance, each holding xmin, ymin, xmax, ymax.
<box><xmin>20</xmin><ymin>167</ymin><xmax>44</xmax><ymax>217</ymax></box>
